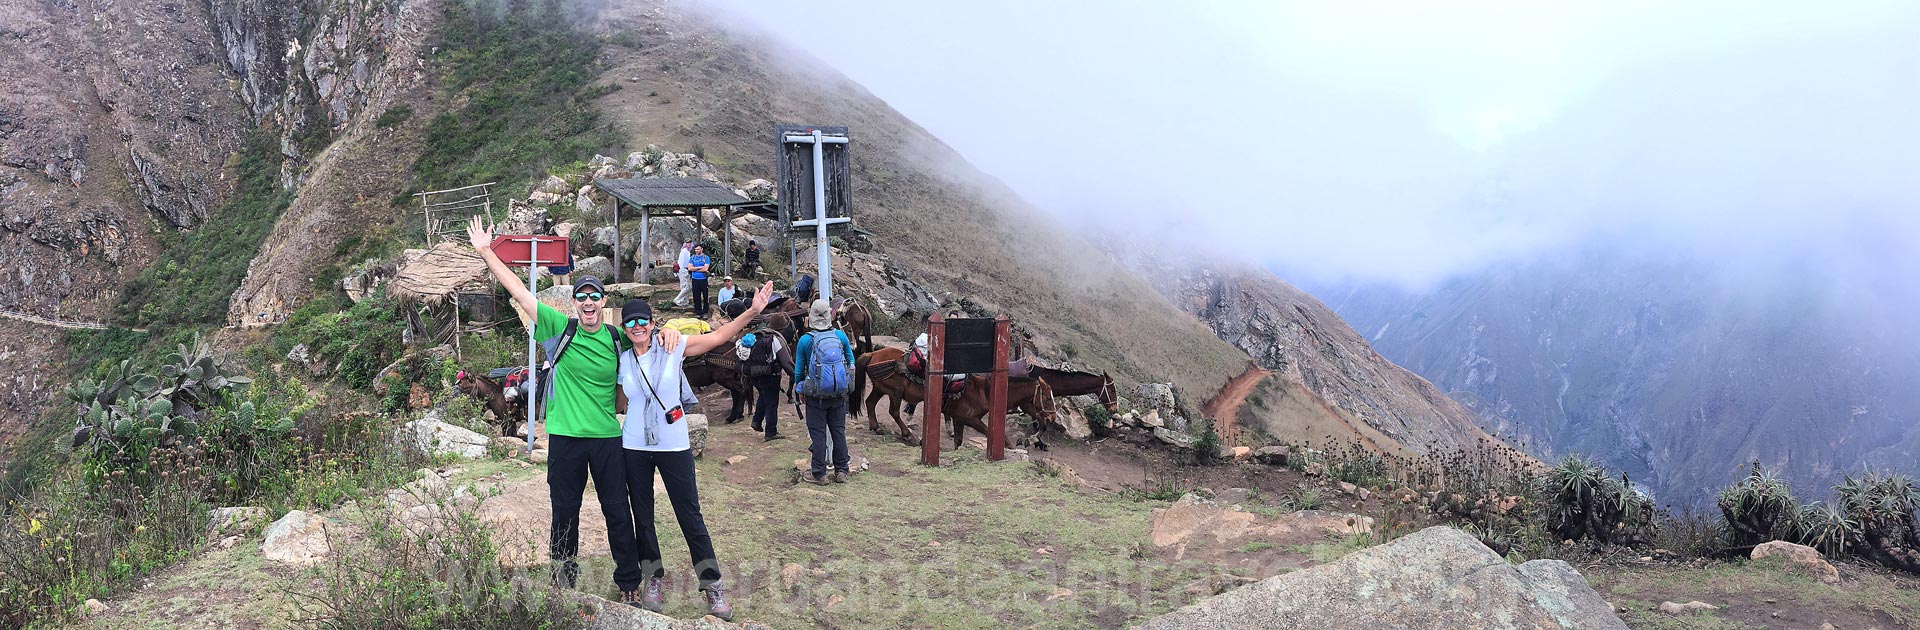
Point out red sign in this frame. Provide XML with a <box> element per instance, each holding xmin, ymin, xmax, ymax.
<box><xmin>488</xmin><ymin>235</ymin><xmax>570</xmax><ymax>267</ymax></box>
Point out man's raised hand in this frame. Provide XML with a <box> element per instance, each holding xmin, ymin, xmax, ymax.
<box><xmin>466</xmin><ymin>216</ymin><xmax>493</xmax><ymax>252</ymax></box>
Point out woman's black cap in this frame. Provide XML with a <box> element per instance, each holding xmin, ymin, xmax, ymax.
<box><xmin>620</xmin><ymin>299</ymin><xmax>652</xmax><ymax>323</ymax></box>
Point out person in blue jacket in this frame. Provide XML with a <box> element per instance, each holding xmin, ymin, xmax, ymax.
<box><xmin>792</xmin><ymin>299</ymin><xmax>855</xmax><ymax>484</ymax></box>
<box><xmin>687</xmin><ymin>245</ymin><xmax>712</xmax><ymax>318</ymax></box>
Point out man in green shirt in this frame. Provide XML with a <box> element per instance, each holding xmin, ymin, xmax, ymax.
<box><xmin>468</xmin><ymin>218</ymin><xmax>661</xmax><ymax>605</ymax></box>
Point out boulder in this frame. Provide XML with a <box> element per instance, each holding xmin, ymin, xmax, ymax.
<box><xmin>1255</xmin><ymin>445</ymin><xmax>1290</xmax><ymax>466</ymax></box>
<box><xmin>539</xmin><ymin>175</ymin><xmax>570</xmax><ymax>194</ymax></box>
<box><xmin>1229</xmin><ymin>446</ymin><xmax>1253</xmax><ymax>461</ymax></box>
<box><xmin>572</xmin><ymin>256</ymin><xmax>614</xmax><ymax>282</ymax></box>
<box><xmin>589</xmin><ymin>154</ymin><xmax>617</xmax><ymax>167</ymax></box>
<box><xmin>686</xmin><ymin>414</ymin><xmax>709</xmax><ymax>456</ymax></box>
<box><xmin>576</xmin><ymin>185</ymin><xmax>600</xmax><ymax>216</ymax></box>
<box><xmin>1154</xmin><ymin>426</ymin><xmax>1197</xmax><ymax>449</ymax></box>
<box><xmin>83</xmin><ymin>598</ymin><xmax>108</xmax><ymax>615</ymax></box>
<box><xmin>741</xmin><ymin>178</ymin><xmax>775</xmax><ymax>202</ymax></box>
<box><xmin>1145</xmin><ymin>526</ymin><xmax>1627</xmax><ymax>629</ymax></box>
<box><xmin>393</xmin><ymin>413</ymin><xmax>490</xmax><ymax>459</ymax></box>
<box><xmin>517</xmin><ymin>575</ymin><xmax>770</xmax><ymax>629</ymax></box>
<box><xmin>261</xmin><ymin>510</ymin><xmax>331</xmax><ymax>566</ymax></box>
<box><xmin>1054</xmin><ymin>397</ymin><xmax>1093</xmax><ymax>440</ymax></box>
<box><xmin>529</xmin><ymin>191</ymin><xmax>563</xmax><ymax>206</ymax></box>
<box><xmin>286</xmin><ymin>343</ymin><xmax>310</xmax><ymax>363</ymax></box>
<box><xmin>1657</xmin><ymin>601</ymin><xmax>1719</xmax><ymax>616</ymax></box>
<box><xmin>1139</xmin><ymin>410</ymin><xmax>1165</xmax><ymax>429</ymax></box>
<box><xmin>1751</xmin><ymin>540</ymin><xmax>1841</xmax><ymax>584</ymax></box>
<box><xmin>206</xmin><ymin>506</ymin><xmax>269</xmax><ymax>537</ymax></box>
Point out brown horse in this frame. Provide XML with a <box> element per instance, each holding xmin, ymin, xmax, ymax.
<box><xmin>943</xmin><ymin>375</ymin><xmax>1057</xmax><ymax>449</ymax></box>
<box><xmin>851</xmin><ymin>347</ymin><xmax>922</xmax><ymax>445</ymax></box>
<box><xmin>1029</xmin><ymin>365</ymin><xmax>1120</xmax><ymax>414</ymax></box>
<box><xmin>836</xmin><ymin>300</ymin><xmax>876</xmax><ymax>355</ymax></box>
<box><xmin>455</xmin><ymin>370</ymin><xmax>524</xmax><ymax>437</ymax></box>
<box><xmin>683</xmin><ymin>341</ymin><xmax>755</xmax><ymax>422</ymax></box>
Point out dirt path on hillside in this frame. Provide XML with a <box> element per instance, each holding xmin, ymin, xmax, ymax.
<box><xmin>1201</xmin><ymin>365</ymin><xmax>1269</xmax><ymax>444</ymax></box>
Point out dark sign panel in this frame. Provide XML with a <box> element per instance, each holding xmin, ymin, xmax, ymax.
<box><xmin>942</xmin><ymin>317</ymin><xmax>997</xmax><ymax>374</ymax></box>
<box><xmin>776</xmin><ymin>124</ymin><xmax>852</xmax><ymax>235</ymax></box>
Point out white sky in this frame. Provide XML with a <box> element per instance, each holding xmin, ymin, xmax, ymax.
<box><xmin>698</xmin><ymin>0</ymin><xmax>1920</xmax><ymax>289</ymax></box>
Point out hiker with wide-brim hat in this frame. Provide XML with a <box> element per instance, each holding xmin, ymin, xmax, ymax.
<box><xmin>793</xmin><ymin>298</ymin><xmax>856</xmax><ymax>485</ymax></box>
<box><xmin>612</xmin><ymin>281</ymin><xmax>774</xmax><ymax>620</ymax></box>
<box><xmin>464</xmin><ymin>217</ymin><xmax>647</xmax><ymax>603</ymax></box>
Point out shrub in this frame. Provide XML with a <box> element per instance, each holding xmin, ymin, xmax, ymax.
<box><xmin>1717</xmin><ymin>462</ymin><xmax>1798</xmax><ymax>549</ymax></box>
<box><xmin>294</xmin><ymin>487</ymin><xmax>580</xmax><ymax>629</ymax></box>
<box><xmin>1284</xmin><ymin>488</ymin><xmax>1326</xmax><ymax>511</ymax></box>
<box><xmin>1541</xmin><ymin>454</ymin><xmax>1654</xmax><ymax>546</ymax></box>
<box><xmin>1832</xmin><ymin>472</ymin><xmax>1920</xmax><ymax>573</ymax></box>
<box><xmin>1192</xmin><ymin>418</ymin><xmax>1223</xmax><ymax>466</ymax></box>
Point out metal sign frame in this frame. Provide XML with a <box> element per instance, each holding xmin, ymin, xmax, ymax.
<box><xmin>489</xmin><ymin>234</ymin><xmax>570</xmax><ymax>453</ymax></box>
<box><xmin>777</xmin><ymin>124</ymin><xmax>851</xmax><ymax>300</ymax></box>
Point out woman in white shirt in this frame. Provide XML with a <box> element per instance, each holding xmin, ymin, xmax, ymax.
<box><xmin>612</xmin><ymin>282</ymin><xmax>773</xmax><ymax>619</ymax></box>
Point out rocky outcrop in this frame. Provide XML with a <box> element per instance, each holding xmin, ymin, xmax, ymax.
<box><xmin>261</xmin><ymin>510</ymin><xmax>332</xmax><ymax>566</ymax></box>
<box><xmin>1112</xmin><ymin>245</ymin><xmax>1516</xmax><ymax>460</ymax></box>
<box><xmin>393</xmin><ymin>413</ymin><xmax>490</xmax><ymax>459</ymax></box>
<box><xmin>1145</xmin><ymin>526</ymin><xmax>1626</xmax><ymax>629</ymax></box>
<box><xmin>1150</xmin><ymin>493</ymin><xmax>1372</xmax><ymax>562</ymax></box>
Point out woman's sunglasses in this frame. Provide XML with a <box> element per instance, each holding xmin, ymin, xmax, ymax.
<box><xmin>622</xmin><ymin>317</ymin><xmax>651</xmax><ymax>329</ymax></box>
<box><xmin>573</xmin><ymin>291</ymin><xmax>604</xmax><ymax>301</ymax></box>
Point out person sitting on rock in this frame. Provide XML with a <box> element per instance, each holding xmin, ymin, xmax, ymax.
<box><xmin>741</xmin><ymin>241</ymin><xmax>761</xmax><ymax>279</ymax></box>
<box><xmin>612</xmin><ymin>282</ymin><xmax>773</xmax><ymax>620</ymax></box>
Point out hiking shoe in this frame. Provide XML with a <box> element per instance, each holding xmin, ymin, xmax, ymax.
<box><xmin>831</xmin><ymin>470</ymin><xmax>848</xmax><ymax>484</ymax></box>
<box><xmin>620</xmin><ymin>589</ymin><xmax>644</xmax><ymax>608</ymax></box>
<box><xmin>703</xmin><ymin>582</ymin><xmax>733</xmax><ymax>621</ymax></box>
<box><xmin>765</xmin><ymin>433</ymin><xmax>788</xmax><ymax>442</ymax></box>
<box><xmin>751</xmin><ymin>421</ymin><xmax>763</xmax><ymax>432</ymax></box>
<box><xmin>725</xmin><ymin>415</ymin><xmax>743</xmax><ymax>424</ymax></box>
<box><xmin>641</xmin><ymin>576</ymin><xmax>664</xmax><ymax>612</ymax></box>
<box><xmin>802</xmin><ymin>472</ymin><xmax>829</xmax><ymax>485</ymax></box>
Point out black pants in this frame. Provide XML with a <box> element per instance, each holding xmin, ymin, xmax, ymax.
<box><xmin>751</xmin><ymin>375</ymin><xmax>782</xmax><ymax>436</ymax></box>
<box><xmin>547</xmin><ymin>435</ymin><xmax>643</xmax><ymax>591</ymax></box>
<box><xmin>691</xmin><ymin>277</ymin><xmax>710</xmax><ymax>317</ymax></box>
<box><xmin>625</xmin><ymin>449</ymin><xmax>722</xmax><ymax>587</ymax></box>
<box><xmin>804</xmin><ymin>394</ymin><xmax>849</xmax><ymax>477</ymax></box>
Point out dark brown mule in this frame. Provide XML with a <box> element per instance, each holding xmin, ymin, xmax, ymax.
<box><xmin>835</xmin><ymin>300</ymin><xmax>876</xmax><ymax>355</ymax></box>
<box><xmin>455</xmin><ymin>370</ymin><xmax>524</xmax><ymax>437</ymax></box>
<box><xmin>851</xmin><ymin>347</ymin><xmax>922</xmax><ymax>445</ymax></box>
<box><xmin>683</xmin><ymin>340</ymin><xmax>754</xmax><ymax>422</ymax></box>
<box><xmin>1029</xmin><ymin>366</ymin><xmax>1120</xmax><ymax>414</ymax></box>
<box><xmin>943</xmin><ymin>376</ymin><xmax>1057</xmax><ymax>449</ymax></box>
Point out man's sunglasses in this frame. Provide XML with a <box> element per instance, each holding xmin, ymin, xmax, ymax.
<box><xmin>622</xmin><ymin>318</ymin><xmax>650</xmax><ymax>329</ymax></box>
<box><xmin>573</xmin><ymin>291</ymin><xmax>603</xmax><ymax>301</ymax></box>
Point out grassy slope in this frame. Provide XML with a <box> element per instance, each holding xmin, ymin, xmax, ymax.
<box><xmin>586</xmin><ymin>1</ymin><xmax>1245</xmax><ymax>401</ymax></box>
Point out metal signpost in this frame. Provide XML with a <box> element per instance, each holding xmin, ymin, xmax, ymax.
<box><xmin>777</xmin><ymin>125</ymin><xmax>851</xmax><ymax>300</ymax></box>
<box><xmin>921</xmin><ymin>313</ymin><xmax>1012</xmax><ymax>465</ymax></box>
<box><xmin>489</xmin><ymin>234</ymin><xmax>570</xmax><ymax>452</ymax></box>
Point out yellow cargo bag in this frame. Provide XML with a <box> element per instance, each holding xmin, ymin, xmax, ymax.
<box><xmin>663</xmin><ymin>317</ymin><xmax>711</xmax><ymax>336</ymax></box>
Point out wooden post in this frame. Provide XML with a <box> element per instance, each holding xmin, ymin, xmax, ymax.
<box><xmin>988</xmin><ymin>314</ymin><xmax>1010</xmax><ymax>461</ymax></box>
<box><xmin>921</xmin><ymin>313</ymin><xmax>945</xmax><ymax>466</ymax></box>
<box><xmin>722</xmin><ymin>206</ymin><xmax>733</xmax><ymax>278</ymax></box>
<box><xmin>637</xmin><ymin>206</ymin><xmax>650</xmax><ymax>284</ymax></box>
<box><xmin>612</xmin><ymin>198</ymin><xmax>622</xmax><ymax>283</ymax></box>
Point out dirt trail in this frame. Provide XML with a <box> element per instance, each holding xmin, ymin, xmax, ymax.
<box><xmin>0</xmin><ymin>309</ymin><xmax>140</xmax><ymax>331</ymax></box>
<box><xmin>1201</xmin><ymin>365</ymin><xmax>1269</xmax><ymax>444</ymax></box>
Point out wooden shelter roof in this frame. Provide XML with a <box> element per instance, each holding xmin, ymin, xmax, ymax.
<box><xmin>386</xmin><ymin>243</ymin><xmax>488</xmax><ymax>304</ymax></box>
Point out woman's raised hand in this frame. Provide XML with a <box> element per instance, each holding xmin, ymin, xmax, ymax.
<box><xmin>751</xmin><ymin>281</ymin><xmax>775</xmax><ymax>312</ymax></box>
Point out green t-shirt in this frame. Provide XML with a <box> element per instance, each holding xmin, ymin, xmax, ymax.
<box><xmin>535</xmin><ymin>302</ymin><xmax>625</xmax><ymax>438</ymax></box>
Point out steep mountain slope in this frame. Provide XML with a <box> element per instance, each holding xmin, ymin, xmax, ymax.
<box><xmin>579</xmin><ymin>0</ymin><xmax>1246</xmax><ymax>402</ymax></box>
<box><xmin>1</xmin><ymin>0</ymin><xmax>253</xmax><ymax>438</ymax></box>
<box><xmin>1318</xmin><ymin>248</ymin><xmax>1920</xmax><ymax>504</ymax></box>
<box><xmin>1111</xmin><ymin>246</ymin><xmax>1514</xmax><ymax>459</ymax></box>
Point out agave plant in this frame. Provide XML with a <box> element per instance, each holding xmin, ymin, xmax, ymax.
<box><xmin>1718</xmin><ymin>462</ymin><xmax>1798</xmax><ymax>548</ymax></box>
<box><xmin>1790</xmin><ymin>502</ymin><xmax>1858</xmax><ymax>557</ymax></box>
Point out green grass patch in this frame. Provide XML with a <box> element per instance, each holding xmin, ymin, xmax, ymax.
<box><xmin>413</xmin><ymin>0</ymin><xmax>623</xmax><ymax>194</ymax></box>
